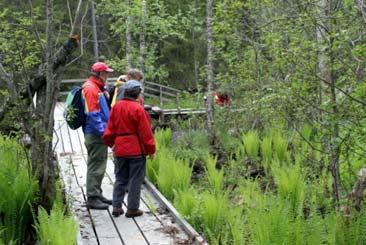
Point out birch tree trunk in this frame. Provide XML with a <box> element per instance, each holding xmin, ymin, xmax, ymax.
<box><xmin>316</xmin><ymin>0</ymin><xmax>342</xmax><ymax>205</ymax></box>
<box><xmin>30</xmin><ymin>0</ymin><xmax>58</xmax><ymax>207</ymax></box>
<box><xmin>139</xmin><ymin>0</ymin><xmax>146</xmax><ymax>99</ymax></box>
<box><xmin>90</xmin><ymin>0</ymin><xmax>99</xmax><ymax>61</ymax></box>
<box><xmin>192</xmin><ymin>0</ymin><xmax>199</xmax><ymax>91</ymax></box>
<box><xmin>205</xmin><ymin>0</ymin><xmax>215</xmax><ymax>146</ymax></box>
<box><xmin>126</xmin><ymin>0</ymin><xmax>132</xmax><ymax>69</ymax></box>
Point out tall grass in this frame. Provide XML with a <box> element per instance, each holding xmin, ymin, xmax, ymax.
<box><xmin>205</xmin><ymin>154</ymin><xmax>224</xmax><ymax>194</ymax></box>
<box><xmin>35</xmin><ymin>195</ymin><xmax>78</xmax><ymax>245</ymax></box>
<box><xmin>0</xmin><ymin>136</ymin><xmax>38</xmax><ymax>244</ymax></box>
<box><xmin>241</xmin><ymin>130</ymin><xmax>260</xmax><ymax>160</ymax></box>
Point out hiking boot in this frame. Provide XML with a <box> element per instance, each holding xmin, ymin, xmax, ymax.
<box><xmin>86</xmin><ymin>197</ymin><xmax>109</xmax><ymax>210</ymax></box>
<box><xmin>99</xmin><ymin>195</ymin><xmax>112</xmax><ymax>205</ymax></box>
<box><xmin>112</xmin><ymin>207</ymin><xmax>124</xmax><ymax>217</ymax></box>
<box><xmin>125</xmin><ymin>209</ymin><xmax>143</xmax><ymax>218</ymax></box>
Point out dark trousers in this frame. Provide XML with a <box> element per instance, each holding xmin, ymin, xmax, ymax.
<box><xmin>112</xmin><ymin>156</ymin><xmax>146</xmax><ymax>210</ymax></box>
<box><xmin>84</xmin><ymin>134</ymin><xmax>108</xmax><ymax>198</ymax></box>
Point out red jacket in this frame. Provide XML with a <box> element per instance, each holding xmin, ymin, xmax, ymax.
<box><xmin>103</xmin><ymin>98</ymin><xmax>156</xmax><ymax>157</ymax></box>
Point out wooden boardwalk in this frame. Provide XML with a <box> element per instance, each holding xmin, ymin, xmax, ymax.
<box><xmin>53</xmin><ymin>103</ymin><xmax>205</xmax><ymax>245</ymax></box>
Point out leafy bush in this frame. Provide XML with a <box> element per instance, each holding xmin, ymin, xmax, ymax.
<box><xmin>0</xmin><ymin>136</ymin><xmax>38</xmax><ymax>244</ymax></box>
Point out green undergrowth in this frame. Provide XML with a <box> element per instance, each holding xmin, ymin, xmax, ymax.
<box><xmin>0</xmin><ymin>136</ymin><xmax>78</xmax><ymax>244</ymax></box>
<box><xmin>147</xmin><ymin>128</ymin><xmax>366</xmax><ymax>244</ymax></box>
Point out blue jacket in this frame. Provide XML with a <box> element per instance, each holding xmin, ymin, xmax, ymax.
<box><xmin>82</xmin><ymin>76</ymin><xmax>110</xmax><ymax>136</ymax></box>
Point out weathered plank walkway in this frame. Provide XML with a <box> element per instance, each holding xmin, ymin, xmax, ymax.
<box><xmin>53</xmin><ymin>102</ymin><xmax>205</xmax><ymax>245</ymax></box>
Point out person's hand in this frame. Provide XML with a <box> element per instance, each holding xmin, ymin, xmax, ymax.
<box><xmin>149</xmin><ymin>153</ymin><xmax>156</xmax><ymax>160</ymax></box>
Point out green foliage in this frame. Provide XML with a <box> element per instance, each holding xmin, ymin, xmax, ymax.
<box><xmin>35</xmin><ymin>196</ymin><xmax>78</xmax><ymax>245</ymax></box>
<box><xmin>172</xmin><ymin>130</ymin><xmax>210</xmax><ymax>161</ymax></box>
<box><xmin>0</xmin><ymin>136</ymin><xmax>38</xmax><ymax>244</ymax></box>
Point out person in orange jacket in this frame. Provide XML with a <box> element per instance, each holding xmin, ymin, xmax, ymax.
<box><xmin>103</xmin><ymin>80</ymin><xmax>156</xmax><ymax>218</ymax></box>
<box><xmin>214</xmin><ymin>91</ymin><xmax>230</xmax><ymax>107</ymax></box>
<box><xmin>83</xmin><ymin>62</ymin><xmax>113</xmax><ymax>210</ymax></box>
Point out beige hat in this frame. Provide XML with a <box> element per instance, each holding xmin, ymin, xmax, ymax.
<box><xmin>117</xmin><ymin>75</ymin><xmax>127</xmax><ymax>82</ymax></box>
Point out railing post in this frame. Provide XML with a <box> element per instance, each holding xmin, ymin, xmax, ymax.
<box><xmin>159</xmin><ymin>86</ymin><xmax>163</xmax><ymax>108</ymax></box>
<box><xmin>176</xmin><ymin>92</ymin><xmax>181</xmax><ymax>114</ymax></box>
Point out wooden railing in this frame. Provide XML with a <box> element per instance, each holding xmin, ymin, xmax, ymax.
<box><xmin>59</xmin><ymin>77</ymin><xmax>181</xmax><ymax>109</ymax></box>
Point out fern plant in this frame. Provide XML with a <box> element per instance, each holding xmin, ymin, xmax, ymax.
<box><xmin>271</xmin><ymin>159</ymin><xmax>305</xmax><ymax>215</ymax></box>
<box><xmin>272</xmin><ymin>131</ymin><xmax>290</xmax><ymax>163</ymax></box>
<box><xmin>205</xmin><ymin>154</ymin><xmax>224</xmax><ymax>194</ymax></box>
<box><xmin>35</xmin><ymin>198</ymin><xmax>78</xmax><ymax>245</ymax></box>
<box><xmin>173</xmin><ymin>188</ymin><xmax>199</xmax><ymax>226</ymax></box>
<box><xmin>156</xmin><ymin>149</ymin><xmax>192</xmax><ymax>200</ymax></box>
<box><xmin>154</xmin><ymin>128</ymin><xmax>171</xmax><ymax>149</ymax></box>
<box><xmin>0</xmin><ymin>136</ymin><xmax>38</xmax><ymax>244</ymax></box>
<box><xmin>199</xmin><ymin>191</ymin><xmax>230</xmax><ymax>244</ymax></box>
<box><xmin>241</xmin><ymin>130</ymin><xmax>260</xmax><ymax>160</ymax></box>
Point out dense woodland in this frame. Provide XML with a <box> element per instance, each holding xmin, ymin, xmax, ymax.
<box><xmin>1</xmin><ymin>0</ymin><xmax>366</xmax><ymax>244</ymax></box>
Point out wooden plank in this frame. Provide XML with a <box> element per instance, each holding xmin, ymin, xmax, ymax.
<box><xmin>89</xmin><ymin>209</ymin><xmax>122</xmax><ymax>245</ymax></box>
<box><xmin>58</xmin><ymin>156</ymin><xmax>98</xmax><ymax>244</ymax></box>
<box><xmin>131</xmin><ymin>197</ymin><xmax>175</xmax><ymax>245</ymax></box>
<box><xmin>142</xmin><ymin>180</ymin><xmax>206</xmax><ymax>244</ymax></box>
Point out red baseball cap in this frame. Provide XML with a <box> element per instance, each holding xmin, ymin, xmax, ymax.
<box><xmin>91</xmin><ymin>62</ymin><xmax>114</xmax><ymax>73</ymax></box>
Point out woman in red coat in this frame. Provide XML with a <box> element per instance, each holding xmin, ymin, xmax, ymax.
<box><xmin>103</xmin><ymin>80</ymin><xmax>156</xmax><ymax>218</ymax></box>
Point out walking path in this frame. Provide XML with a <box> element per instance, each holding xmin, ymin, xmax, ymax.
<box><xmin>53</xmin><ymin>102</ymin><xmax>205</xmax><ymax>245</ymax></box>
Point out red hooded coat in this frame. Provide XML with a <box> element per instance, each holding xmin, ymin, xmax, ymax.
<box><xmin>103</xmin><ymin>98</ymin><xmax>156</xmax><ymax>157</ymax></box>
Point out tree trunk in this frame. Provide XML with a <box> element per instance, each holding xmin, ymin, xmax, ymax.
<box><xmin>90</xmin><ymin>0</ymin><xmax>99</xmax><ymax>61</ymax></box>
<box><xmin>316</xmin><ymin>0</ymin><xmax>342</xmax><ymax>205</ymax></box>
<box><xmin>139</xmin><ymin>0</ymin><xmax>146</xmax><ymax>99</ymax></box>
<box><xmin>30</xmin><ymin>0</ymin><xmax>58</xmax><ymax>207</ymax></box>
<box><xmin>192</xmin><ymin>0</ymin><xmax>199</xmax><ymax>91</ymax></box>
<box><xmin>205</xmin><ymin>0</ymin><xmax>215</xmax><ymax>146</ymax></box>
<box><xmin>126</xmin><ymin>0</ymin><xmax>132</xmax><ymax>69</ymax></box>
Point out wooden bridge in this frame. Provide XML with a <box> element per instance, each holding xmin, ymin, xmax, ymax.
<box><xmin>53</xmin><ymin>102</ymin><xmax>206</xmax><ymax>245</ymax></box>
<box><xmin>60</xmin><ymin>78</ymin><xmax>206</xmax><ymax>120</ymax></box>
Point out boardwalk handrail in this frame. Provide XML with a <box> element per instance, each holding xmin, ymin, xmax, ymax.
<box><xmin>60</xmin><ymin>78</ymin><xmax>181</xmax><ymax>109</ymax></box>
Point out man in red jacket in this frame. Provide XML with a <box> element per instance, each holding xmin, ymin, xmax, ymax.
<box><xmin>103</xmin><ymin>80</ymin><xmax>156</xmax><ymax>218</ymax></box>
<box><xmin>83</xmin><ymin>62</ymin><xmax>113</xmax><ymax>210</ymax></box>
